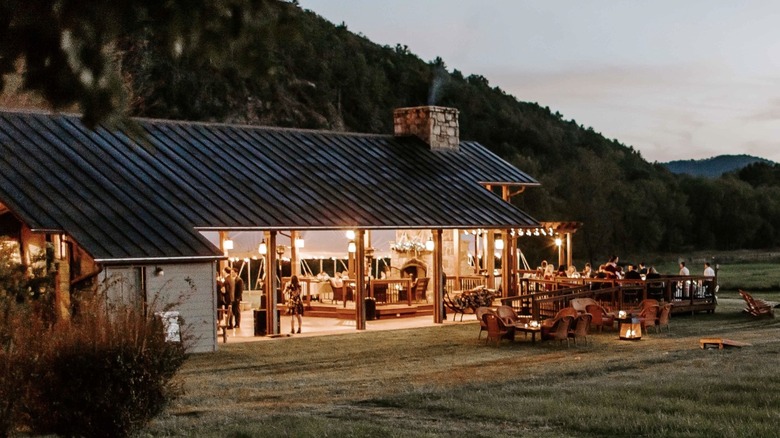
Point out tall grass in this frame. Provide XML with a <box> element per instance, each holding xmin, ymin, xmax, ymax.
<box><xmin>144</xmin><ymin>290</ymin><xmax>780</xmax><ymax>437</ymax></box>
<box><xmin>0</xmin><ymin>292</ymin><xmax>188</xmax><ymax>437</ymax></box>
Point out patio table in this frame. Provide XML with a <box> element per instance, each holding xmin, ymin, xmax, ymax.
<box><xmin>514</xmin><ymin>322</ymin><xmax>541</xmax><ymax>343</ymax></box>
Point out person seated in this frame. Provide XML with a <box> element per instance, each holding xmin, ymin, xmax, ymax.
<box><xmin>543</xmin><ymin>264</ymin><xmax>555</xmax><ymax>280</ymax></box>
<box><xmin>624</xmin><ymin>264</ymin><xmax>642</xmax><ymax>280</ymax></box>
<box><xmin>581</xmin><ymin>263</ymin><xmax>593</xmax><ymax>278</ymax></box>
<box><xmin>316</xmin><ymin>270</ymin><xmax>330</xmax><ymax>280</ymax></box>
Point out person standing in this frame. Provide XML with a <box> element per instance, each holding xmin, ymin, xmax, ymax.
<box><xmin>703</xmin><ymin>262</ymin><xmax>716</xmax><ymax>297</ymax></box>
<box><xmin>224</xmin><ymin>267</ymin><xmax>244</xmax><ymax>329</ymax></box>
<box><xmin>679</xmin><ymin>261</ymin><xmax>690</xmax><ymax>276</ymax></box>
<box><xmin>286</xmin><ymin>275</ymin><xmax>304</xmax><ymax>334</ymax></box>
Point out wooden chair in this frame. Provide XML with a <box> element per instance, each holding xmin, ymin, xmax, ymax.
<box><xmin>483</xmin><ymin>313</ymin><xmax>514</xmax><ymax>346</ymax></box>
<box><xmin>329</xmin><ymin>279</ymin><xmax>354</xmax><ymax>307</ymax></box>
<box><xmin>739</xmin><ymin>290</ymin><xmax>775</xmax><ymax>317</ymax></box>
<box><xmin>585</xmin><ymin>303</ymin><xmax>614</xmax><ymax>332</ymax></box>
<box><xmin>637</xmin><ymin>305</ymin><xmax>660</xmax><ymax>334</ymax></box>
<box><xmin>475</xmin><ymin>307</ymin><xmax>494</xmax><ymax>339</ymax></box>
<box><xmin>569</xmin><ymin>313</ymin><xmax>592</xmax><ymax>345</ymax></box>
<box><xmin>412</xmin><ymin>277</ymin><xmax>430</xmax><ymax>302</ymax></box>
<box><xmin>545</xmin><ymin>316</ymin><xmax>574</xmax><ymax>347</ymax></box>
<box><xmin>657</xmin><ymin>303</ymin><xmax>672</xmax><ymax>332</ymax></box>
<box><xmin>372</xmin><ymin>282</ymin><xmax>388</xmax><ymax>303</ymax></box>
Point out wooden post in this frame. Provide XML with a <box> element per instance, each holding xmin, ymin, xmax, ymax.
<box><xmin>501</xmin><ymin>228</ymin><xmax>511</xmax><ymax>298</ymax></box>
<box><xmin>291</xmin><ymin>230</ymin><xmax>300</xmax><ymax>276</ymax></box>
<box><xmin>265</xmin><ymin>231</ymin><xmax>279</xmax><ymax>335</ymax></box>
<box><xmin>355</xmin><ymin>230</ymin><xmax>366</xmax><ymax>330</ymax></box>
<box><xmin>454</xmin><ymin>229</ymin><xmax>461</xmax><ymax>290</ymax></box>
<box><xmin>433</xmin><ymin>229</ymin><xmax>443</xmax><ymax>323</ymax></box>
<box><xmin>486</xmin><ymin>230</ymin><xmax>496</xmax><ymax>289</ymax></box>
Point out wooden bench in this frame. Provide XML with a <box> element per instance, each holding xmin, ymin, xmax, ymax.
<box><xmin>739</xmin><ymin>290</ymin><xmax>775</xmax><ymax>317</ymax></box>
<box><xmin>700</xmin><ymin>338</ymin><xmax>752</xmax><ymax>349</ymax></box>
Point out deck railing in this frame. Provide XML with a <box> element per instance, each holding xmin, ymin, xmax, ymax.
<box><xmin>501</xmin><ymin>274</ymin><xmax>716</xmax><ymax>320</ymax></box>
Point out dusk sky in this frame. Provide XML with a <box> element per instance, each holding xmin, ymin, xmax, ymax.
<box><xmin>298</xmin><ymin>1</ymin><xmax>780</xmax><ymax>163</ymax></box>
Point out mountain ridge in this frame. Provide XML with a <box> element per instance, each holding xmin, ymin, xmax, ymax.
<box><xmin>661</xmin><ymin>154</ymin><xmax>774</xmax><ymax>178</ymax></box>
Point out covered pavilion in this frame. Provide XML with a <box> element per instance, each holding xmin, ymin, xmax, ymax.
<box><xmin>0</xmin><ymin>106</ymin><xmax>555</xmax><ymax>350</ymax></box>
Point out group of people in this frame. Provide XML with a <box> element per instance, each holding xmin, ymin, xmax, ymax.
<box><xmin>217</xmin><ymin>267</ymin><xmax>244</xmax><ymax>329</ymax></box>
<box><xmin>535</xmin><ymin>256</ymin><xmax>716</xmax><ymax>281</ymax></box>
<box><xmin>217</xmin><ymin>267</ymin><xmax>305</xmax><ymax>334</ymax></box>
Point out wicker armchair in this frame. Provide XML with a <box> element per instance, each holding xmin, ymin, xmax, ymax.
<box><xmin>638</xmin><ymin>305</ymin><xmax>660</xmax><ymax>334</ymax></box>
<box><xmin>544</xmin><ymin>315</ymin><xmax>574</xmax><ymax>347</ymax></box>
<box><xmin>475</xmin><ymin>307</ymin><xmax>494</xmax><ymax>340</ymax></box>
<box><xmin>541</xmin><ymin>307</ymin><xmax>578</xmax><ymax>330</ymax></box>
<box><xmin>568</xmin><ymin>313</ymin><xmax>592</xmax><ymax>345</ymax></box>
<box><xmin>630</xmin><ymin>299</ymin><xmax>659</xmax><ymax>314</ymax></box>
<box><xmin>585</xmin><ymin>303</ymin><xmax>614</xmax><ymax>332</ymax></box>
<box><xmin>495</xmin><ymin>305</ymin><xmax>518</xmax><ymax>325</ymax></box>
<box><xmin>657</xmin><ymin>303</ymin><xmax>672</xmax><ymax>332</ymax></box>
<box><xmin>483</xmin><ymin>313</ymin><xmax>514</xmax><ymax>346</ymax></box>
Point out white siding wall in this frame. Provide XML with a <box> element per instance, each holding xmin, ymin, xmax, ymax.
<box><xmin>144</xmin><ymin>262</ymin><xmax>217</xmax><ymax>353</ymax></box>
<box><xmin>103</xmin><ymin>262</ymin><xmax>218</xmax><ymax>353</ymax></box>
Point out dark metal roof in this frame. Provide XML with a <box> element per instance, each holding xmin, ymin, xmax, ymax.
<box><xmin>0</xmin><ymin>111</ymin><xmax>540</xmax><ymax>262</ymax></box>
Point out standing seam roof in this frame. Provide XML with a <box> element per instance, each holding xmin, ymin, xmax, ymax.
<box><xmin>0</xmin><ymin>111</ymin><xmax>540</xmax><ymax>261</ymax></box>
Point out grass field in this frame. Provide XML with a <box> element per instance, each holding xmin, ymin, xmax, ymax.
<box><xmin>142</xmin><ymin>290</ymin><xmax>780</xmax><ymax>437</ymax></box>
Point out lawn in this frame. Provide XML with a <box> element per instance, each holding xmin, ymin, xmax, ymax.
<box><xmin>143</xmin><ymin>291</ymin><xmax>780</xmax><ymax>437</ymax></box>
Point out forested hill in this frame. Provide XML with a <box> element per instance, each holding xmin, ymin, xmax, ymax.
<box><xmin>663</xmin><ymin>155</ymin><xmax>773</xmax><ymax>178</ymax></box>
<box><xmin>122</xmin><ymin>1</ymin><xmax>780</xmax><ymax>260</ymax></box>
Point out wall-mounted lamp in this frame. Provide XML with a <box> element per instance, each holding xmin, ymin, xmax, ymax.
<box><xmin>223</xmin><ymin>239</ymin><xmax>234</xmax><ymax>250</ymax></box>
<box><xmin>294</xmin><ymin>236</ymin><xmax>305</xmax><ymax>248</ymax></box>
<box><xmin>554</xmin><ymin>238</ymin><xmax>563</xmax><ymax>247</ymax></box>
<box><xmin>495</xmin><ymin>235</ymin><xmax>505</xmax><ymax>250</ymax></box>
<box><xmin>154</xmin><ymin>266</ymin><xmax>164</xmax><ymax>277</ymax></box>
<box><xmin>258</xmin><ymin>239</ymin><xmax>267</xmax><ymax>255</ymax></box>
<box><xmin>345</xmin><ymin>230</ymin><xmax>356</xmax><ymax>240</ymax></box>
<box><xmin>425</xmin><ymin>237</ymin><xmax>435</xmax><ymax>252</ymax></box>
<box><xmin>347</xmin><ymin>240</ymin><xmax>357</xmax><ymax>253</ymax></box>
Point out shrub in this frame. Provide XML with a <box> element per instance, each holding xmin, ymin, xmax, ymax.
<box><xmin>23</xmin><ymin>295</ymin><xmax>188</xmax><ymax>437</ymax></box>
<box><xmin>0</xmin><ymin>267</ymin><xmax>190</xmax><ymax>437</ymax></box>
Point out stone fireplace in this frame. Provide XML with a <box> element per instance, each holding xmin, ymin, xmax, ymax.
<box><xmin>399</xmin><ymin>258</ymin><xmax>427</xmax><ymax>281</ymax></box>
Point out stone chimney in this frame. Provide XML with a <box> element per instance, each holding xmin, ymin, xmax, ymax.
<box><xmin>393</xmin><ymin>106</ymin><xmax>459</xmax><ymax>151</ymax></box>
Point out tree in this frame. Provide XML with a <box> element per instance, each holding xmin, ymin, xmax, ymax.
<box><xmin>0</xmin><ymin>0</ymin><xmax>277</xmax><ymax>127</ymax></box>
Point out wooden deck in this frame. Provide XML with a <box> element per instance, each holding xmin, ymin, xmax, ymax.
<box><xmin>501</xmin><ymin>275</ymin><xmax>718</xmax><ymax>321</ymax></box>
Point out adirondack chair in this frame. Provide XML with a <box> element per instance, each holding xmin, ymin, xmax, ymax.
<box><xmin>739</xmin><ymin>290</ymin><xmax>774</xmax><ymax>317</ymax></box>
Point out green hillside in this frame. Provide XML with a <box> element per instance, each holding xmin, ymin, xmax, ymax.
<box><xmin>121</xmin><ymin>1</ymin><xmax>780</xmax><ymax>262</ymax></box>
